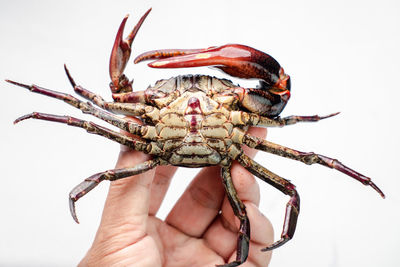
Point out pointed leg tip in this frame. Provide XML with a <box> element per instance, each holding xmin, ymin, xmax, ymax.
<box><xmin>14</xmin><ymin>113</ymin><xmax>33</xmax><ymax>124</ymax></box>
<box><xmin>69</xmin><ymin>198</ymin><xmax>80</xmax><ymax>224</ymax></box>
<box><xmin>260</xmin><ymin>237</ymin><xmax>289</xmax><ymax>251</ymax></box>
<box><xmin>5</xmin><ymin>79</ymin><xmax>31</xmax><ymax>89</ymax></box>
<box><xmin>63</xmin><ymin>64</ymin><xmax>76</xmax><ymax>87</ymax></box>
<box><xmin>322</xmin><ymin>111</ymin><xmax>340</xmax><ymax>119</ymax></box>
<box><xmin>370</xmin><ymin>181</ymin><xmax>385</xmax><ymax>199</ymax></box>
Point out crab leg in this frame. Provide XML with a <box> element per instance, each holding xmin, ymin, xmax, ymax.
<box><xmin>109</xmin><ymin>8</ymin><xmax>151</xmax><ymax>93</ymax></box>
<box><xmin>13</xmin><ymin>112</ymin><xmax>150</xmax><ymax>153</ymax></box>
<box><xmin>64</xmin><ymin>65</ymin><xmax>160</xmax><ymax>120</ymax></box>
<box><xmin>238</xmin><ymin>153</ymin><xmax>300</xmax><ymax>251</ymax></box>
<box><xmin>70</xmin><ymin>158</ymin><xmax>161</xmax><ymax>223</ymax></box>
<box><xmin>6</xmin><ymin>79</ymin><xmax>157</xmax><ymax>139</ymax></box>
<box><xmin>229</xmin><ymin>110</ymin><xmax>339</xmax><ymax>127</ymax></box>
<box><xmin>219</xmin><ymin>165</ymin><xmax>250</xmax><ymax>267</ymax></box>
<box><xmin>242</xmin><ymin>134</ymin><xmax>385</xmax><ymax>198</ymax></box>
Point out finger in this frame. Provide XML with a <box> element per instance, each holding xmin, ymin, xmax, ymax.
<box><xmin>165</xmin><ymin>166</ymin><xmax>225</xmax><ymax>237</ymax></box>
<box><xmin>149</xmin><ymin>165</ymin><xmax>178</xmax><ymax>215</ymax></box>
<box><xmin>243</xmin><ymin>203</ymin><xmax>273</xmax><ymax>266</ymax></box>
<box><xmin>242</xmin><ymin>127</ymin><xmax>267</xmax><ymax>157</ymax></box>
<box><xmin>204</xmin><ymin>201</ymin><xmax>273</xmax><ymax>265</ymax></box>
<box><xmin>224</xmin><ymin>126</ymin><xmax>267</xmax><ymax>208</ymax></box>
<box><xmin>165</xmin><ymin>127</ymin><xmax>267</xmax><ymax>237</ymax></box>
<box><xmin>201</xmin><ymin>173</ymin><xmax>260</xmax><ymax>259</ymax></box>
<box><xmin>117</xmin><ymin>117</ymin><xmax>179</xmax><ymax>216</ymax></box>
<box><xmin>95</xmin><ymin>117</ymin><xmax>154</xmax><ymax>238</ymax></box>
<box><xmin>99</xmin><ymin>149</ymin><xmax>154</xmax><ymax>231</ymax></box>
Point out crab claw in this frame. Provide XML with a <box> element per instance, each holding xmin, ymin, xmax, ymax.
<box><xmin>109</xmin><ymin>8</ymin><xmax>151</xmax><ymax>93</ymax></box>
<box><xmin>134</xmin><ymin>47</ymin><xmax>213</xmax><ymax>63</ymax></box>
<box><xmin>135</xmin><ymin>44</ymin><xmax>291</xmax><ymax>92</ymax></box>
<box><xmin>135</xmin><ymin>44</ymin><xmax>291</xmax><ymax>117</ymax></box>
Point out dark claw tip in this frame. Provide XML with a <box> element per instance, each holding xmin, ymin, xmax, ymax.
<box><xmin>69</xmin><ymin>197</ymin><xmax>80</xmax><ymax>224</ymax></box>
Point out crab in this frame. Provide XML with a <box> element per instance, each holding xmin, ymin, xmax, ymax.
<box><xmin>7</xmin><ymin>8</ymin><xmax>384</xmax><ymax>267</ymax></box>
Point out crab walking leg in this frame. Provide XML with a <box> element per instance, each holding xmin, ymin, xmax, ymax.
<box><xmin>238</xmin><ymin>154</ymin><xmax>300</xmax><ymax>251</ymax></box>
<box><xmin>6</xmin><ymin>79</ymin><xmax>156</xmax><ymax>139</ymax></box>
<box><xmin>229</xmin><ymin>110</ymin><xmax>340</xmax><ymax>127</ymax></box>
<box><xmin>14</xmin><ymin>112</ymin><xmax>151</xmax><ymax>153</ymax></box>
<box><xmin>64</xmin><ymin>65</ymin><xmax>159</xmax><ymax>118</ymax></box>
<box><xmin>218</xmin><ymin>165</ymin><xmax>250</xmax><ymax>267</ymax></box>
<box><xmin>70</xmin><ymin>158</ymin><xmax>161</xmax><ymax>223</ymax></box>
<box><xmin>242</xmin><ymin>134</ymin><xmax>385</xmax><ymax>198</ymax></box>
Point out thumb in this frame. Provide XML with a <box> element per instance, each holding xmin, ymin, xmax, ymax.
<box><xmin>90</xmin><ymin>147</ymin><xmax>155</xmax><ymax>255</ymax></box>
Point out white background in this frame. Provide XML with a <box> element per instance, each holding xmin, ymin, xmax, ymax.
<box><xmin>1</xmin><ymin>0</ymin><xmax>399</xmax><ymax>266</ymax></box>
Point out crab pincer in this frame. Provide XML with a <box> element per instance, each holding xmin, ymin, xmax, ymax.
<box><xmin>135</xmin><ymin>44</ymin><xmax>291</xmax><ymax>117</ymax></box>
<box><xmin>135</xmin><ymin>44</ymin><xmax>290</xmax><ymax>88</ymax></box>
<box><xmin>109</xmin><ymin>8</ymin><xmax>151</xmax><ymax>93</ymax></box>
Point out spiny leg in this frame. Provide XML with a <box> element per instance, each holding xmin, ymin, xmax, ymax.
<box><xmin>229</xmin><ymin>110</ymin><xmax>339</xmax><ymax>128</ymax></box>
<box><xmin>63</xmin><ymin>65</ymin><xmax>158</xmax><ymax>118</ymax></box>
<box><xmin>217</xmin><ymin>165</ymin><xmax>250</xmax><ymax>267</ymax></box>
<box><xmin>6</xmin><ymin>79</ymin><xmax>155</xmax><ymax>138</ymax></box>
<box><xmin>237</xmin><ymin>153</ymin><xmax>300</xmax><ymax>251</ymax></box>
<box><xmin>14</xmin><ymin>112</ymin><xmax>150</xmax><ymax>153</ymax></box>
<box><xmin>70</xmin><ymin>158</ymin><xmax>161</xmax><ymax>223</ymax></box>
<box><xmin>242</xmin><ymin>134</ymin><xmax>385</xmax><ymax>198</ymax></box>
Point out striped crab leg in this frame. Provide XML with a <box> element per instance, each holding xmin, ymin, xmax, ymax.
<box><xmin>237</xmin><ymin>153</ymin><xmax>300</xmax><ymax>251</ymax></box>
<box><xmin>241</xmin><ymin>133</ymin><xmax>385</xmax><ymax>198</ymax></box>
<box><xmin>218</xmin><ymin>164</ymin><xmax>250</xmax><ymax>267</ymax></box>
<box><xmin>6</xmin><ymin>79</ymin><xmax>157</xmax><ymax>139</ymax></box>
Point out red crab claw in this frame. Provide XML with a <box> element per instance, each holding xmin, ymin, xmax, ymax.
<box><xmin>109</xmin><ymin>8</ymin><xmax>151</xmax><ymax>93</ymax></box>
<box><xmin>135</xmin><ymin>44</ymin><xmax>291</xmax><ymax>117</ymax></box>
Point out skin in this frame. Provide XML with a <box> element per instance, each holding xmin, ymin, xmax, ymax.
<box><xmin>78</xmin><ymin>126</ymin><xmax>273</xmax><ymax>267</ymax></box>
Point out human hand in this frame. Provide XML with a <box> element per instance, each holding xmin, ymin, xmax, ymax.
<box><xmin>78</xmin><ymin>126</ymin><xmax>274</xmax><ymax>267</ymax></box>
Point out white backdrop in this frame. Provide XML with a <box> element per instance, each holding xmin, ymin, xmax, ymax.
<box><xmin>1</xmin><ymin>0</ymin><xmax>399</xmax><ymax>266</ymax></box>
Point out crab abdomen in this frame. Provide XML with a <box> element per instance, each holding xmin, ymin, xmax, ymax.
<box><xmin>152</xmin><ymin>78</ymin><xmax>238</xmax><ymax>167</ymax></box>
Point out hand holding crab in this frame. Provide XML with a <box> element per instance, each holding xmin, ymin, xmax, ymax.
<box><xmin>78</xmin><ymin>126</ymin><xmax>273</xmax><ymax>267</ymax></box>
<box><xmin>7</xmin><ymin>8</ymin><xmax>384</xmax><ymax>267</ymax></box>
